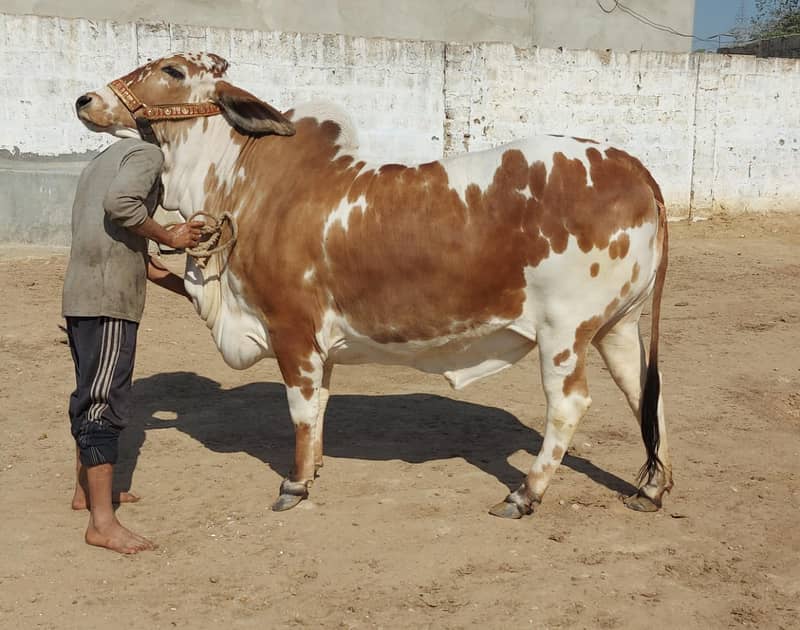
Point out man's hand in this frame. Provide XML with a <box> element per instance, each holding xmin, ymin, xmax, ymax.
<box><xmin>166</xmin><ymin>220</ymin><xmax>205</xmax><ymax>250</ymax></box>
<box><xmin>129</xmin><ymin>216</ymin><xmax>204</xmax><ymax>250</ymax></box>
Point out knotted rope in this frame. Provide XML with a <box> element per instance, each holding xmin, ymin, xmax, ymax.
<box><xmin>165</xmin><ymin>211</ymin><xmax>238</xmax><ymax>268</ymax></box>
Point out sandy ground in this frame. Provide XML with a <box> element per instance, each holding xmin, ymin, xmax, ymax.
<box><xmin>0</xmin><ymin>214</ymin><xmax>798</xmax><ymax>630</ymax></box>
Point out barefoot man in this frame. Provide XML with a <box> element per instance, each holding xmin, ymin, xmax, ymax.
<box><xmin>62</xmin><ymin>136</ymin><xmax>203</xmax><ymax>553</ymax></box>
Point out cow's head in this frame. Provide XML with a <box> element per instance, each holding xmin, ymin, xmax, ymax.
<box><xmin>75</xmin><ymin>52</ymin><xmax>295</xmax><ymax>139</ymax></box>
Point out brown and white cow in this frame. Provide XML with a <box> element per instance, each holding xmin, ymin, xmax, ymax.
<box><xmin>76</xmin><ymin>53</ymin><xmax>672</xmax><ymax>518</ymax></box>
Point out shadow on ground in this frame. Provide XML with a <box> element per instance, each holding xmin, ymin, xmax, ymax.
<box><xmin>115</xmin><ymin>371</ymin><xmax>636</xmax><ymax>500</ymax></box>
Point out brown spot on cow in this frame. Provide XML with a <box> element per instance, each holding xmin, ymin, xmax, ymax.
<box><xmin>608</xmin><ymin>233</ymin><xmax>630</xmax><ymax>260</ymax></box>
<box><xmin>590</xmin><ymin>262</ymin><xmax>600</xmax><ymax>277</ymax></box>
<box><xmin>552</xmin><ymin>446</ymin><xmax>565</xmax><ymax>460</ymax></box>
<box><xmin>553</xmin><ymin>349</ymin><xmax>571</xmax><ymax>366</ymax></box>
<box><xmin>619</xmin><ymin>261</ymin><xmax>641</xmax><ymax>298</ymax></box>
<box><xmin>563</xmin><ymin>298</ymin><xmax>620</xmax><ymax>397</ymax></box>
<box><xmin>618</xmin><ymin>233</ymin><xmax>631</xmax><ymax>258</ymax></box>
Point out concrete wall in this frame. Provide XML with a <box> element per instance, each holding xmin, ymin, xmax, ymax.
<box><xmin>3</xmin><ymin>0</ymin><xmax>695</xmax><ymax>52</ymax></box>
<box><xmin>2</xmin><ymin>13</ymin><xmax>799</xmax><ymax>245</ymax></box>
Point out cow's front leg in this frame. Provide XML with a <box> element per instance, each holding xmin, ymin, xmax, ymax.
<box><xmin>272</xmin><ymin>349</ymin><xmax>325</xmax><ymax>512</ymax></box>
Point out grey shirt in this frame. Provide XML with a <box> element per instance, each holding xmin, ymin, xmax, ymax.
<box><xmin>62</xmin><ymin>138</ymin><xmax>164</xmax><ymax>323</ymax></box>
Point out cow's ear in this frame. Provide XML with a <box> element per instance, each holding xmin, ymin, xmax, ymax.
<box><xmin>214</xmin><ymin>81</ymin><xmax>295</xmax><ymax>137</ymax></box>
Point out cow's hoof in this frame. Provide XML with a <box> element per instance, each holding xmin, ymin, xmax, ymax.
<box><xmin>272</xmin><ymin>493</ymin><xmax>305</xmax><ymax>511</ymax></box>
<box><xmin>271</xmin><ymin>479</ymin><xmax>309</xmax><ymax>512</ymax></box>
<box><xmin>489</xmin><ymin>500</ymin><xmax>524</xmax><ymax>519</ymax></box>
<box><xmin>624</xmin><ymin>490</ymin><xmax>661</xmax><ymax>512</ymax></box>
<box><xmin>489</xmin><ymin>490</ymin><xmax>535</xmax><ymax>519</ymax></box>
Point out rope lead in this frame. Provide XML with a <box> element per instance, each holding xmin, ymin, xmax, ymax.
<box><xmin>164</xmin><ymin>211</ymin><xmax>238</xmax><ymax>269</ymax></box>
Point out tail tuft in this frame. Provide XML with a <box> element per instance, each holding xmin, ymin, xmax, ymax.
<box><xmin>637</xmin><ymin>362</ymin><xmax>662</xmax><ymax>485</ymax></box>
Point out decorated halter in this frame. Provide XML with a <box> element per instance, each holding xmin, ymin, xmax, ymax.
<box><xmin>108</xmin><ymin>79</ymin><xmax>221</xmax><ymax>121</ymax></box>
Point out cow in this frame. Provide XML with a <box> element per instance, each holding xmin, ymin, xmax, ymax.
<box><xmin>75</xmin><ymin>52</ymin><xmax>672</xmax><ymax>519</ymax></box>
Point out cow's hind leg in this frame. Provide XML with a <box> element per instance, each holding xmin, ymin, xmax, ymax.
<box><xmin>272</xmin><ymin>351</ymin><xmax>325</xmax><ymax>512</ymax></box>
<box><xmin>490</xmin><ymin>330</ymin><xmax>592</xmax><ymax>519</ymax></box>
<box><xmin>594</xmin><ymin>316</ymin><xmax>672</xmax><ymax>511</ymax></box>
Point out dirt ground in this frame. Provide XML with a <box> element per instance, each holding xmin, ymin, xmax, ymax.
<box><xmin>1</xmin><ymin>214</ymin><xmax>798</xmax><ymax>630</ymax></box>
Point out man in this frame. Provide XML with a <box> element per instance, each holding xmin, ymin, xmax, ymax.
<box><xmin>62</xmin><ymin>137</ymin><xmax>203</xmax><ymax>554</ymax></box>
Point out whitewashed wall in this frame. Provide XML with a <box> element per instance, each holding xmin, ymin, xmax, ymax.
<box><xmin>1</xmin><ymin>12</ymin><xmax>800</xmax><ymax>245</ymax></box>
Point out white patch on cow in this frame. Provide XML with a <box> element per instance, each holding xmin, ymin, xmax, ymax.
<box><xmin>443</xmin><ymin>147</ymin><xmax>511</xmax><ymax>205</ymax></box>
<box><xmin>519</xmin><ymin>221</ymin><xmax>659</xmax><ymax>346</ymax></box>
<box><xmin>160</xmin><ymin>120</ymin><xmax>210</xmax><ymax>211</ymax></box>
<box><xmin>211</xmin><ymin>142</ymin><xmax>246</xmax><ymax>196</ymax></box>
<box><xmin>284</xmin><ymin>354</ymin><xmax>325</xmax><ymax>427</ymax></box>
<box><xmin>323</xmin><ymin>193</ymin><xmax>367</xmax><ymax>237</ymax></box>
<box><xmin>285</xmin><ymin>386</ymin><xmax>318</xmax><ymax>427</ymax></box>
<box><xmin>443</xmin><ymin>135</ymin><xmax>604</xmax><ymax>208</ymax></box>
<box><xmin>182</xmin><ymin>70</ymin><xmax>217</xmax><ymax>103</ymax></box>
<box><xmin>160</xmin><ymin>117</ymin><xmax>247</xmax><ymax>213</ymax></box>
<box><xmin>303</xmin><ymin>267</ymin><xmax>316</xmax><ymax>283</ymax></box>
<box><xmin>185</xmin><ymin>257</ymin><xmax>273</xmax><ymax>370</ymax></box>
<box><xmin>316</xmin><ymin>306</ymin><xmax>532</xmax><ymax>389</ymax></box>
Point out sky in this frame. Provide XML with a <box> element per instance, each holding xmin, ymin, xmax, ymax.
<box><xmin>693</xmin><ymin>0</ymin><xmax>757</xmax><ymax>49</ymax></box>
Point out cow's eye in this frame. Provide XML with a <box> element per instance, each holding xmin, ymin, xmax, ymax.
<box><xmin>162</xmin><ymin>66</ymin><xmax>185</xmax><ymax>80</ymax></box>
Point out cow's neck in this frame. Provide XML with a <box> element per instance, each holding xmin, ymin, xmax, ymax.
<box><xmin>158</xmin><ymin>117</ymin><xmax>244</xmax><ymax>216</ymax></box>
<box><xmin>156</xmin><ymin>117</ymin><xmax>248</xmax><ymax>335</ymax></box>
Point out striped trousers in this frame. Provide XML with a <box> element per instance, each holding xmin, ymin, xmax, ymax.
<box><xmin>66</xmin><ymin>316</ymin><xmax>138</xmax><ymax>466</ymax></box>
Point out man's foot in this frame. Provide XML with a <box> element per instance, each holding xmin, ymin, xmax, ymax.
<box><xmin>85</xmin><ymin>516</ymin><xmax>156</xmax><ymax>554</ymax></box>
<box><xmin>71</xmin><ymin>488</ymin><xmax>141</xmax><ymax>510</ymax></box>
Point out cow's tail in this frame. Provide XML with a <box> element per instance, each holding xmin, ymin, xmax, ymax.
<box><xmin>638</xmin><ymin>196</ymin><xmax>668</xmax><ymax>486</ymax></box>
